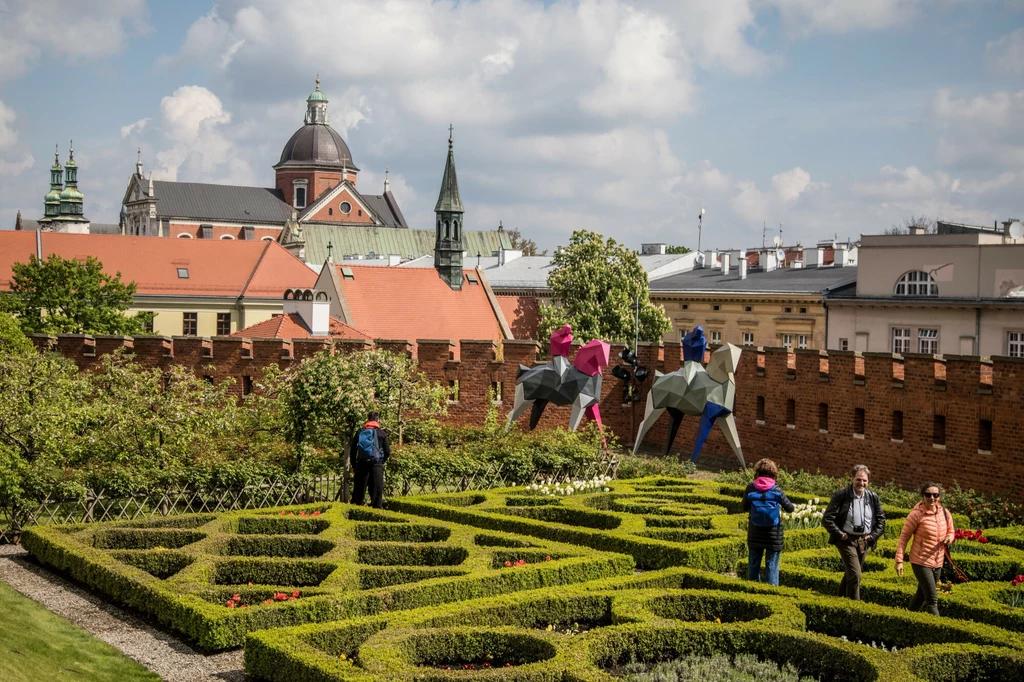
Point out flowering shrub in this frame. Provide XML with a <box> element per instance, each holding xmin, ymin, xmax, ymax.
<box><xmin>950</xmin><ymin>528</ymin><xmax>992</xmax><ymax>555</ymax></box>
<box><xmin>1008</xmin><ymin>574</ymin><xmax>1024</xmax><ymax>608</ymax></box>
<box><xmin>504</xmin><ymin>556</ymin><xmax>552</xmax><ymax>568</ymax></box>
<box><xmin>781</xmin><ymin>499</ymin><xmax>823</xmax><ymax>531</ymax></box>
<box><xmin>524</xmin><ymin>475</ymin><xmax>612</xmax><ymax>497</ymax></box>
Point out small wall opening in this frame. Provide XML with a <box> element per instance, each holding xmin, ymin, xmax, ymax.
<box><xmin>892</xmin><ymin>410</ymin><xmax>904</xmax><ymax>441</ymax></box>
<box><xmin>854</xmin><ymin>407</ymin><xmax>865</xmax><ymax>436</ymax></box>
<box><xmin>979</xmin><ymin>419</ymin><xmax>993</xmax><ymax>452</ymax></box>
<box><xmin>818</xmin><ymin>403</ymin><xmax>829</xmax><ymax>431</ymax></box>
<box><xmin>786</xmin><ymin>399</ymin><xmax>796</xmax><ymax>427</ymax></box>
<box><xmin>933</xmin><ymin>414</ymin><xmax>946</xmax><ymax>446</ymax></box>
<box><xmin>756</xmin><ymin>396</ymin><xmax>765</xmax><ymax>422</ymax></box>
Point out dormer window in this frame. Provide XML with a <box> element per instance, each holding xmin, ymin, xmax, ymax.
<box><xmin>894</xmin><ymin>270</ymin><xmax>938</xmax><ymax>297</ymax></box>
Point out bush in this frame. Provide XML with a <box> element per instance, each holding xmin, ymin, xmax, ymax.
<box><xmin>619</xmin><ymin>654</ymin><xmax>816</xmax><ymax>682</ymax></box>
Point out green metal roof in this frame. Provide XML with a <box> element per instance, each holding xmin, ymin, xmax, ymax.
<box><xmin>434</xmin><ymin>140</ymin><xmax>464</xmax><ymax>213</ymax></box>
<box><xmin>303</xmin><ymin>225</ymin><xmax>512</xmax><ymax>264</ymax></box>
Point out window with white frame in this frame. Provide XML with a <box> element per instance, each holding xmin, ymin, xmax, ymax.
<box><xmin>798</xmin><ymin>335</ymin><xmax>808</xmax><ymax>349</ymax></box>
<box><xmin>1009</xmin><ymin>331</ymin><xmax>1024</xmax><ymax>358</ymax></box>
<box><xmin>918</xmin><ymin>328</ymin><xmax>938</xmax><ymax>354</ymax></box>
<box><xmin>711</xmin><ymin>330</ymin><xmax>722</xmax><ymax>343</ymax></box>
<box><xmin>839</xmin><ymin>338</ymin><xmax>849</xmax><ymax>351</ymax></box>
<box><xmin>894</xmin><ymin>270</ymin><xmax>939</xmax><ymax>297</ymax></box>
<box><xmin>892</xmin><ymin>328</ymin><xmax>911</xmax><ymax>354</ymax></box>
<box><xmin>782</xmin><ymin>334</ymin><xmax>793</xmax><ymax>348</ymax></box>
<box><xmin>293</xmin><ymin>180</ymin><xmax>308</xmax><ymax>209</ymax></box>
<box><xmin>742</xmin><ymin>332</ymin><xmax>754</xmax><ymax>346</ymax></box>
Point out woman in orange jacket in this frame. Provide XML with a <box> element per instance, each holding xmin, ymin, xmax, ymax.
<box><xmin>895</xmin><ymin>482</ymin><xmax>955</xmax><ymax>616</ymax></box>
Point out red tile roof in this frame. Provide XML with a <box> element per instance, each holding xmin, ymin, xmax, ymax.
<box><xmin>0</xmin><ymin>232</ymin><xmax>315</xmax><ymax>298</ymax></box>
<box><xmin>496</xmin><ymin>294</ymin><xmax>540</xmax><ymax>340</ymax></box>
<box><xmin>233</xmin><ymin>312</ymin><xmax>371</xmax><ymax>340</ymax></box>
<box><xmin>337</xmin><ymin>265</ymin><xmax>503</xmax><ymax>346</ymax></box>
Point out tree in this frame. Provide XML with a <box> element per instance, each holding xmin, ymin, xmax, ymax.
<box><xmin>0</xmin><ymin>312</ymin><xmax>32</xmax><ymax>354</ymax></box>
<box><xmin>538</xmin><ymin>229</ymin><xmax>672</xmax><ymax>344</ymax></box>
<box><xmin>665</xmin><ymin>245</ymin><xmax>692</xmax><ymax>254</ymax></box>
<box><xmin>506</xmin><ymin>227</ymin><xmax>547</xmax><ymax>256</ymax></box>
<box><xmin>1</xmin><ymin>254</ymin><xmax>153</xmax><ymax>335</ymax></box>
<box><xmin>885</xmin><ymin>215</ymin><xmax>935</xmax><ymax>235</ymax></box>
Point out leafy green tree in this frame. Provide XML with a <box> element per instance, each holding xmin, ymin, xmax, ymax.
<box><xmin>0</xmin><ymin>312</ymin><xmax>33</xmax><ymax>354</ymax></box>
<box><xmin>1</xmin><ymin>254</ymin><xmax>153</xmax><ymax>335</ymax></box>
<box><xmin>665</xmin><ymin>245</ymin><xmax>692</xmax><ymax>254</ymax></box>
<box><xmin>507</xmin><ymin>227</ymin><xmax>547</xmax><ymax>256</ymax></box>
<box><xmin>347</xmin><ymin>349</ymin><xmax>447</xmax><ymax>445</ymax></box>
<box><xmin>539</xmin><ymin>230</ymin><xmax>671</xmax><ymax>344</ymax></box>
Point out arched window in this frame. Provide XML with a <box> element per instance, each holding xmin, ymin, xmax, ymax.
<box><xmin>177</xmin><ymin>233</ymin><xmax>193</xmax><ymax>239</ymax></box>
<box><xmin>261</xmin><ymin>236</ymin><xmax>275</xmax><ymax>241</ymax></box>
<box><xmin>444</xmin><ymin>220</ymin><xmax>450</xmax><ymax>238</ymax></box>
<box><xmin>220</xmin><ymin>234</ymin><xmax>235</xmax><ymax>240</ymax></box>
<box><xmin>453</xmin><ymin>220</ymin><xmax>459</xmax><ymax>239</ymax></box>
<box><xmin>894</xmin><ymin>270</ymin><xmax>938</xmax><ymax>297</ymax></box>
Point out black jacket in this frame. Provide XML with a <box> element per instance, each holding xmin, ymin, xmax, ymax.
<box><xmin>741</xmin><ymin>483</ymin><xmax>795</xmax><ymax>552</ymax></box>
<box><xmin>822</xmin><ymin>485</ymin><xmax>885</xmax><ymax>547</ymax></box>
<box><xmin>348</xmin><ymin>426</ymin><xmax>391</xmax><ymax>468</ymax></box>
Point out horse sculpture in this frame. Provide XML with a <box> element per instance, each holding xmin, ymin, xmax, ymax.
<box><xmin>506</xmin><ymin>324</ymin><xmax>610</xmax><ymax>432</ymax></box>
<box><xmin>633</xmin><ymin>326</ymin><xmax>745</xmax><ymax>467</ymax></box>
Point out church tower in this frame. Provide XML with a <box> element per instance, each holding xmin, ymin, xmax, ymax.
<box><xmin>434</xmin><ymin>127</ymin><xmax>465</xmax><ymax>290</ymax></box>
<box><xmin>52</xmin><ymin>141</ymin><xmax>90</xmax><ymax>233</ymax></box>
<box><xmin>40</xmin><ymin>145</ymin><xmax>63</xmax><ymax>225</ymax></box>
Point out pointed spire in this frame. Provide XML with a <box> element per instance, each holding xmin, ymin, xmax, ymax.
<box><xmin>434</xmin><ymin>126</ymin><xmax>464</xmax><ymax>214</ymax></box>
<box><xmin>148</xmin><ymin>171</ymin><xmax>154</xmax><ymax>197</ymax></box>
<box><xmin>15</xmin><ymin>210</ymin><xmax>23</xmax><ymax>231</ymax></box>
<box><xmin>384</xmin><ymin>167</ymin><xmax>390</xmax><ymax>193</ymax></box>
<box><xmin>136</xmin><ymin>147</ymin><xmax>144</xmax><ymax>176</ymax></box>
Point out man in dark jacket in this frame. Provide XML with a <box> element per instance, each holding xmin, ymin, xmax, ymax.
<box><xmin>348</xmin><ymin>411</ymin><xmax>391</xmax><ymax>509</ymax></box>
<box><xmin>822</xmin><ymin>464</ymin><xmax>886</xmax><ymax>600</ymax></box>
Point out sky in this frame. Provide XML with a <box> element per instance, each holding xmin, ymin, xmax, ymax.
<box><xmin>0</xmin><ymin>0</ymin><xmax>1021</xmax><ymax>253</ymax></box>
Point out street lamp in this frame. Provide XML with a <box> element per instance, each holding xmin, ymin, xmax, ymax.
<box><xmin>697</xmin><ymin>208</ymin><xmax>705</xmax><ymax>254</ymax></box>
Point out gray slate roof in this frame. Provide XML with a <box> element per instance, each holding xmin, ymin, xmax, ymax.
<box><xmin>18</xmin><ymin>219</ymin><xmax>121</xmax><ymax>235</ymax></box>
<box><xmin>359</xmin><ymin>191</ymin><xmax>408</xmax><ymax>228</ymax></box>
<box><xmin>152</xmin><ymin>181</ymin><xmax>293</xmax><ymax>224</ymax></box>
<box><xmin>649</xmin><ymin>265</ymin><xmax>858</xmax><ymax>294</ymax></box>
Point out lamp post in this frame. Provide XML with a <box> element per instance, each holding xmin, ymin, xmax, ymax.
<box><xmin>697</xmin><ymin>208</ymin><xmax>705</xmax><ymax>254</ymax></box>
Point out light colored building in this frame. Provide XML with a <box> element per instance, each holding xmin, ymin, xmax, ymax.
<box><xmin>826</xmin><ymin>223</ymin><xmax>1024</xmax><ymax>356</ymax></box>
<box><xmin>0</xmin><ymin>232</ymin><xmax>316</xmax><ymax>337</ymax></box>
<box><xmin>649</xmin><ymin>248</ymin><xmax>857</xmax><ymax>349</ymax></box>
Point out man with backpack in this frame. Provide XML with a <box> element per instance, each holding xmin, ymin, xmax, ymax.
<box><xmin>822</xmin><ymin>464</ymin><xmax>886</xmax><ymax>600</ymax></box>
<box><xmin>740</xmin><ymin>458</ymin><xmax>795</xmax><ymax>586</ymax></box>
<box><xmin>348</xmin><ymin>411</ymin><xmax>391</xmax><ymax>509</ymax></box>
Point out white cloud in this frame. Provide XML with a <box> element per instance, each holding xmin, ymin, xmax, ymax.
<box><xmin>0</xmin><ymin>0</ymin><xmax>147</xmax><ymax>81</ymax></box>
<box><xmin>853</xmin><ymin>165</ymin><xmax>952</xmax><ymax>200</ymax></box>
<box><xmin>0</xmin><ymin>100</ymin><xmax>18</xmax><ymax>149</ymax></box>
<box><xmin>932</xmin><ymin>88</ymin><xmax>1024</xmax><ymax>171</ymax></box>
<box><xmin>120</xmin><ymin>118</ymin><xmax>151</xmax><ymax>139</ymax></box>
<box><xmin>985</xmin><ymin>28</ymin><xmax>1024</xmax><ymax>75</ymax></box>
<box><xmin>771</xmin><ymin>0</ymin><xmax>924</xmax><ymax>36</ymax></box>
<box><xmin>772</xmin><ymin>167</ymin><xmax>812</xmax><ymax>202</ymax></box>
<box><xmin>0</xmin><ymin>99</ymin><xmax>34</xmax><ymax>177</ymax></box>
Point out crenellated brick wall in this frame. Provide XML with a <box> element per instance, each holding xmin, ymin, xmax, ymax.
<box><xmin>29</xmin><ymin>334</ymin><xmax>1024</xmax><ymax>498</ymax></box>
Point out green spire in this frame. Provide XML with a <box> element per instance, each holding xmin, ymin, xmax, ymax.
<box><xmin>434</xmin><ymin>126</ymin><xmax>464</xmax><ymax>213</ymax></box>
<box><xmin>304</xmin><ymin>75</ymin><xmax>330</xmax><ymax>124</ymax></box>
<box><xmin>43</xmin><ymin>145</ymin><xmax>62</xmax><ymax>219</ymax></box>
<box><xmin>56</xmin><ymin>141</ymin><xmax>86</xmax><ymax>221</ymax></box>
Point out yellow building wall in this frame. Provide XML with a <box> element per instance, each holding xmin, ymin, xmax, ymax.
<box><xmin>128</xmin><ymin>300</ymin><xmax>281</xmax><ymax>337</ymax></box>
<box><xmin>652</xmin><ymin>294</ymin><xmax>826</xmax><ymax>349</ymax></box>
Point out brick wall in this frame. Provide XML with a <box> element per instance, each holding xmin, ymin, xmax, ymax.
<box><xmin>29</xmin><ymin>334</ymin><xmax>1024</xmax><ymax>498</ymax></box>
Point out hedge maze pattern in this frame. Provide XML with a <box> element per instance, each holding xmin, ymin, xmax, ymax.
<box><xmin>22</xmin><ymin>478</ymin><xmax>1024</xmax><ymax>681</ymax></box>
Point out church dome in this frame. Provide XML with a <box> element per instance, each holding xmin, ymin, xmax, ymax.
<box><xmin>275</xmin><ymin>124</ymin><xmax>358</xmax><ymax>170</ymax></box>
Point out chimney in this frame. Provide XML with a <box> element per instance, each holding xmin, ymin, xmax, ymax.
<box><xmin>805</xmin><ymin>248</ymin><xmax>823</xmax><ymax>268</ymax></box>
<box><xmin>705</xmin><ymin>250</ymin><xmax>719</xmax><ymax>269</ymax></box>
<box><xmin>284</xmin><ymin>289</ymin><xmax>331</xmax><ymax>336</ymax></box>
<box><xmin>738</xmin><ymin>258</ymin><xmax>747</xmax><ymax>279</ymax></box>
<box><xmin>908</xmin><ymin>225</ymin><xmax>925</xmax><ymax>236</ymax></box>
<box><xmin>641</xmin><ymin>243</ymin><xmax>667</xmax><ymax>255</ymax></box>
<box><xmin>761</xmin><ymin>249</ymin><xmax>778</xmax><ymax>273</ymax></box>
<box><xmin>721</xmin><ymin>253</ymin><xmax>730</xmax><ymax>276</ymax></box>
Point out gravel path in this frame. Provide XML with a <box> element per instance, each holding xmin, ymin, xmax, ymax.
<box><xmin>0</xmin><ymin>544</ymin><xmax>248</xmax><ymax>682</ymax></box>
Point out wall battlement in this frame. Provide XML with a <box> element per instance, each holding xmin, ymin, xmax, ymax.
<box><xmin>29</xmin><ymin>334</ymin><xmax>1024</xmax><ymax>498</ymax></box>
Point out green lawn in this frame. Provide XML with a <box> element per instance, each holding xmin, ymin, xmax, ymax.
<box><xmin>0</xmin><ymin>580</ymin><xmax>159</xmax><ymax>682</ymax></box>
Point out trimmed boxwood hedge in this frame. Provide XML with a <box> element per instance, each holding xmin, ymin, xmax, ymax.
<box><xmin>20</xmin><ymin>502</ymin><xmax>633</xmax><ymax>650</ymax></box>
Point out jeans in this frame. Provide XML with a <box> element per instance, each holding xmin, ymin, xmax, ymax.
<box><xmin>352</xmin><ymin>462</ymin><xmax>384</xmax><ymax>509</ymax></box>
<box><xmin>748</xmin><ymin>547</ymin><xmax>781</xmax><ymax>586</ymax></box>
<box><xmin>909</xmin><ymin>564</ymin><xmax>942</xmax><ymax>616</ymax></box>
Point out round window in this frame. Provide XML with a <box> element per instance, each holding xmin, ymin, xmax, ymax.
<box><xmin>340</xmin><ymin>201</ymin><xmax>352</xmax><ymax>214</ymax></box>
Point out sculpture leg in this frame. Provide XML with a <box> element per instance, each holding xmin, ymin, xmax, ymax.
<box><xmin>568</xmin><ymin>396</ymin><xmax>588</xmax><ymax>432</ymax></box>
<box><xmin>505</xmin><ymin>383</ymin><xmax>533</xmax><ymax>431</ymax></box>
<box><xmin>665</xmin><ymin>407</ymin><xmax>684</xmax><ymax>458</ymax></box>
<box><xmin>692</xmin><ymin>403</ymin><xmax>730</xmax><ymax>463</ymax></box>
<box><xmin>718</xmin><ymin>413</ymin><xmax>745</xmax><ymax>469</ymax></box>
<box><xmin>528</xmin><ymin>399</ymin><xmax>549</xmax><ymax>430</ymax></box>
<box><xmin>633</xmin><ymin>390</ymin><xmax>665</xmax><ymax>454</ymax></box>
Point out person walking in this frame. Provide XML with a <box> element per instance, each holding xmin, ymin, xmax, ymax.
<box><xmin>741</xmin><ymin>458</ymin><xmax>795</xmax><ymax>586</ymax></box>
<box><xmin>822</xmin><ymin>465</ymin><xmax>886</xmax><ymax>600</ymax></box>
<box><xmin>895</xmin><ymin>482</ymin><xmax>955</xmax><ymax>616</ymax></box>
<box><xmin>349</xmin><ymin>411</ymin><xmax>391</xmax><ymax>509</ymax></box>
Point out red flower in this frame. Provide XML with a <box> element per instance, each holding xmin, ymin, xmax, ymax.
<box><xmin>226</xmin><ymin>600</ymin><xmax>236</xmax><ymax>608</ymax></box>
<box><xmin>262</xmin><ymin>599</ymin><xmax>273</xmax><ymax>605</ymax></box>
<box><xmin>545</xmin><ymin>556</ymin><xmax>551</xmax><ymax>561</ymax></box>
<box><xmin>279</xmin><ymin>511</ymin><xmax>286</xmax><ymax>516</ymax></box>
<box><xmin>505</xmin><ymin>561</ymin><xmax>512</xmax><ymax>567</ymax></box>
<box><xmin>292</xmin><ymin>590</ymin><xmax>300</xmax><ymax>598</ymax></box>
<box><xmin>312</xmin><ymin>511</ymin><xmax>321</xmax><ymax>516</ymax></box>
<box><xmin>979</xmin><ymin>537</ymin><xmax>989</xmax><ymax>544</ymax></box>
<box><xmin>232</xmin><ymin>594</ymin><xmax>241</xmax><ymax>602</ymax></box>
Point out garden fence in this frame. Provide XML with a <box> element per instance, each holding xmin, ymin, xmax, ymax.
<box><xmin>0</xmin><ymin>456</ymin><xmax>617</xmax><ymax>544</ymax></box>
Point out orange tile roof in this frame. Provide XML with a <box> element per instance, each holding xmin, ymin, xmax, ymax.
<box><xmin>234</xmin><ymin>312</ymin><xmax>371</xmax><ymax>340</ymax></box>
<box><xmin>336</xmin><ymin>265</ymin><xmax>503</xmax><ymax>347</ymax></box>
<box><xmin>0</xmin><ymin>232</ymin><xmax>315</xmax><ymax>298</ymax></box>
<box><xmin>496</xmin><ymin>294</ymin><xmax>540</xmax><ymax>340</ymax></box>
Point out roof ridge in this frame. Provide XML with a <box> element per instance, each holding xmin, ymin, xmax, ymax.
<box><xmin>239</xmin><ymin>240</ymin><xmax>273</xmax><ymax>298</ymax></box>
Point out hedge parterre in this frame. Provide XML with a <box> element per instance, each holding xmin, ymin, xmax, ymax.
<box><xmin>22</xmin><ymin>477</ymin><xmax>1024</xmax><ymax>680</ymax></box>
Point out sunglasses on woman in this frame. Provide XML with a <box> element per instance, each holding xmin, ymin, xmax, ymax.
<box><xmin>923</xmin><ymin>492</ymin><xmax>941</xmax><ymax>499</ymax></box>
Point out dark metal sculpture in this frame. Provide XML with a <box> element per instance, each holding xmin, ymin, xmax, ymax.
<box><xmin>632</xmin><ymin>326</ymin><xmax>744</xmax><ymax>467</ymax></box>
<box><xmin>506</xmin><ymin>325</ymin><xmax>610</xmax><ymax>432</ymax></box>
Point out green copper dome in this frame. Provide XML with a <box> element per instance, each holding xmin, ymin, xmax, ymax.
<box><xmin>45</xmin><ymin>188</ymin><xmax>61</xmax><ymax>203</ymax></box>
<box><xmin>308</xmin><ymin>76</ymin><xmax>327</xmax><ymax>101</ymax></box>
<box><xmin>59</xmin><ymin>185</ymin><xmax>83</xmax><ymax>201</ymax></box>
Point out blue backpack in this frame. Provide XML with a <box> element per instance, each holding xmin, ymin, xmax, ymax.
<box><xmin>747</xmin><ymin>488</ymin><xmax>783</xmax><ymax>527</ymax></box>
<box><xmin>355</xmin><ymin>428</ymin><xmax>383</xmax><ymax>464</ymax></box>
